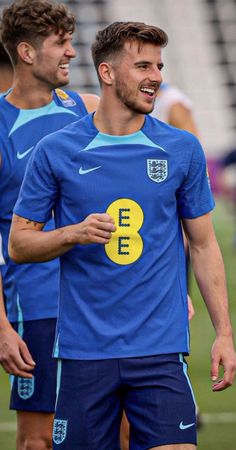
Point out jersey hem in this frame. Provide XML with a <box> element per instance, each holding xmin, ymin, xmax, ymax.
<box><xmin>53</xmin><ymin>347</ymin><xmax>190</xmax><ymax>360</ymax></box>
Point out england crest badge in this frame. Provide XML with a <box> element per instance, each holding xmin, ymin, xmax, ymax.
<box><xmin>53</xmin><ymin>419</ymin><xmax>68</xmax><ymax>445</ymax></box>
<box><xmin>17</xmin><ymin>376</ymin><xmax>34</xmax><ymax>399</ymax></box>
<box><xmin>147</xmin><ymin>159</ymin><xmax>168</xmax><ymax>183</ymax></box>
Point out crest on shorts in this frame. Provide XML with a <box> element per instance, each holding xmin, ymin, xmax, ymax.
<box><xmin>53</xmin><ymin>419</ymin><xmax>68</xmax><ymax>445</ymax></box>
<box><xmin>17</xmin><ymin>376</ymin><xmax>34</xmax><ymax>399</ymax></box>
<box><xmin>147</xmin><ymin>159</ymin><xmax>168</xmax><ymax>183</ymax></box>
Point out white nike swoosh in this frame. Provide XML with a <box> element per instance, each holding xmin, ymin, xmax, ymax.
<box><xmin>79</xmin><ymin>166</ymin><xmax>101</xmax><ymax>175</ymax></box>
<box><xmin>179</xmin><ymin>421</ymin><xmax>195</xmax><ymax>430</ymax></box>
<box><xmin>16</xmin><ymin>146</ymin><xmax>34</xmax><ymax>160</ymax></box>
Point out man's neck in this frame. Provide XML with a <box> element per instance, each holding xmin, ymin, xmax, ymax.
<box><xmin>94</xmin><ymin>96</ymin><xmax>145</xmax><ymax>136</ymax></box>
<box><xmin>6</xmin><ymin>74</ymin><xmax>54</xmax><ymax>109</ymax></box>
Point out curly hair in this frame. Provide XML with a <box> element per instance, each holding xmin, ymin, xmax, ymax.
<box><xmin>0</xmin><ymin>0</ymin><xmax>76</xmax><ymax>65</ymax></box>
<box><xmin>92</xmin><ymin>21</ymin><xmax>168</xmax><ymax>77</ymax></box>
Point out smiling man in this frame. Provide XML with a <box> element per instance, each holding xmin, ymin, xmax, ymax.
<box><xmin>9</xmin><ymin>21</ymin><xmax>236</xmax><ymax>450</ymax></box>
<box><xmin>0</xmin><ymin>1</ymin><xmax>99</xmax><ymax>449</ymax></box>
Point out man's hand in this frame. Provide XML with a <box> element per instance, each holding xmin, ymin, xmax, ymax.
<box><xmin>0</xmin><ymin>323</ymin><xmax>35</xmax><ymax>378</ymax></box>
<box><xmin>187</xmin><ymin>295</ymin><xmax>195</xmax><ymax>321</ymax></box>
<box><xmin>211</xmin><ymin>335</ymin><xmax>236</xmax><ymax>391</ymax></box>
<box><xmin>74</xmin><ymin>213</ymin><xmax>116</xmax><ymax>245</ymax></box>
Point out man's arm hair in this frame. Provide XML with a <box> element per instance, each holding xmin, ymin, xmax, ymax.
<box><xmin>9</xmin><ymin>212</ymin><xmax>115</xmax><ymax>263</ymax></box>
<box><xmin>182</xmin><ymin>212</ymin><xmax>236</xmax><ymax>391</ymax></box>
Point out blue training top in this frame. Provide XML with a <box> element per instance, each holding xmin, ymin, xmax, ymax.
<box><xmin>0</xmin><ymin>89</ymin><xmax>88</xmax><ymax>322</ymax></box>
<box><xmin>15</xmin><ymin>113</ymin><xmax>215</xmax><ymax>359</ymax></box>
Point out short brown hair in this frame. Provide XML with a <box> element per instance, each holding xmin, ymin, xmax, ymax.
<box><xmin>91</xmin><ymin>21</ymin><xmax>168</xmax><ymax>76</ymax></box>
<box><xmin>0</xmin><ymin>0</ymin><xmax>76</xmax><ymax>65</ymax></box>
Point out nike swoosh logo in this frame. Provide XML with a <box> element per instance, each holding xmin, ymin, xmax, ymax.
<box><xmin>179</xmin><ymin>421</ymin><xmax>195</xmax><ymax>430</ymax></box>
<box><xmin>79</xmin><ymin>166</ymin><xmax>101</xmax><ymax>175</ymax></box>
<box><xmin>17</xmin><ymin>146</ymin><xmax>34</xmax><ymax>160</ymax></box>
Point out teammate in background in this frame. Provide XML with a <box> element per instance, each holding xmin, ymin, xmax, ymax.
<box><xmin>0</xmin><ymin>1</ymin><xmax>98</xmax><ymax>449</ymax></box>
<box><xmin>0</xmin><ymin>43</ymin><xmax>13</xmax><ymax>93</ymax></box>
<box><xmin>0</xmin><ymin>44</ymin><xmax>12</xmax><ymax>273</ymax></box>
<box><xmin>153</xmin><ymin>83</ymin><xmax>199</xmax><ymax>136</ymax></box>
<box><xmin>120</xmin><ymin>82</ymin><xmax>201</xmax><ymax>450</ymax></box>
<box><xmin>9</xmin><ymin>21</ymin><xmax>236</xmax><ymax>450</ymax></box>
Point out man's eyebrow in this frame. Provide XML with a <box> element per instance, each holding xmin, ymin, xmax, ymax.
<box><xmin>134</xmin><ymin>60</ymin><xmax>164</xmax><ymax>69</ymax></box>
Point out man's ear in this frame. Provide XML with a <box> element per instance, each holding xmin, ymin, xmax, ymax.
<box><xmin>98</xmin><ymin>62</ymin><xmax>115</xmax><ymax>86</ymax></box>
<box><xmin>17</xmin><ymin>42</ymin><xmax>36</xmax><ymax>64</ymax></box>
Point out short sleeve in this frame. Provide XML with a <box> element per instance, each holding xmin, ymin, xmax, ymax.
<box><xmin>14</xmin><ymin>140</ymin><xmax>58</xmax><ymax>223</ymax></box>
<box><xmin>177</xmin><ymin>137</ymin><xmax>215</xmax><ymax>218</ymax></box>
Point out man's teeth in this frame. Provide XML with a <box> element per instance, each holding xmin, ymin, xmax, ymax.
<box><xmin>140</xmin><ymin>87</ymin><xmax>155</xmax><ymax>96</ymax></box>
<box><xmin>59</xmin><ymin>64</ymin><xmax>69</xmax><ymax>69</ymax></box>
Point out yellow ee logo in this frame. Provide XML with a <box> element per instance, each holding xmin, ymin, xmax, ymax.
<box><xmin>105</xmin><ymin>198</ymin><xmax>144</xmax><ymax>265</ymax></box>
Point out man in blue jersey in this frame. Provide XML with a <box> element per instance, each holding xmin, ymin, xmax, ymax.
<box><xmin>9</xmin><ymin>21</ymin><xmax>236</xmax><ymax>450</ymax></box>
<box><xmin>0</xmin><ymin>1</ymin><xmax>98</xmax><ymax>449</ymax></box>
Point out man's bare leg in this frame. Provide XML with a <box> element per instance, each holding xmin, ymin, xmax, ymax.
<box><xmin>16</xmin><ymin>411</ymin><xmax>54</xmax><ymax>450</ymax></box>
<box><xmin>120</xmin><ymin>412</ymin><xmax>130</xmax><ymax>450</ymax></box>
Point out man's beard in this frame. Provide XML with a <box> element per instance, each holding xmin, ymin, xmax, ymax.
<box><xmin>115</xmin><ymin>78</ymin><xmax>154</xmax><ymax>114</ymax></box>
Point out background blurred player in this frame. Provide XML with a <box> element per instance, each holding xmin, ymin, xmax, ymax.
<box><xmin>0</xmin><ymin>42</ymin><xmax>13</xmax><ymax>93</ymax></box>
<box><xmin>153</xmin><ymin>82</ymin><xmax>199</xmax><ymax>135</ymax></box>
<box><xmin>0</xmin><ymin>1</ymin><xmax>99</xmax><ymax>449</ymax></box>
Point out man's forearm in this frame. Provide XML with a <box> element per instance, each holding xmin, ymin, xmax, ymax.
<box><xmin>9</xmin><ymin>213</ymin><xmax>116</xmax><ymax>263</ymax></box>
<box><xmin>9</xmin><ymin>226</ymin><xmax>76</xmax><ymax>263</ymax></box>
<box><xmin>190</xmin><ymin>238</ymin><xmax>233</xmax><ymax>337</ymax></box>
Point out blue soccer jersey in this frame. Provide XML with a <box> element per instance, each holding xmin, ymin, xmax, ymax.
<box><xmin>0</xmin><ymin>89</ymin><xmax>88</xmax><ymax>322</ymax></box>
<box><xmin>14</xmin><ymin>114</ymin><xmax>215</xmax><ymax>359</ymax></box>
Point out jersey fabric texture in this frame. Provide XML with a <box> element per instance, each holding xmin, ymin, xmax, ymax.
<box><xmin>0</xmin><ymin>89</ymin><xmax>87</xmax><ymax>322</ymax></box>
<box><xmin>152</xmin><ymin>83</ymin><xmax>193</xmax><ymax>123</ymax></box>
<box><xmin>14</xmin><ymin>113</ymin><xmax>215</xmax><ymax>359</ymax></box>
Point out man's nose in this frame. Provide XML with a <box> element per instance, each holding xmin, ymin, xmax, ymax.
<box><xmin>65</xmin><ymin>43</ymin><xmax>76</xmax><ymax>59</ymax></box>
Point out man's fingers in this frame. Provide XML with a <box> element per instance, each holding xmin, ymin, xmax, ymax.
<box><xmin>81</xmin><ymin>213</ymin><xmax>116</xmax><ymax>244</ymax></box>
<box><xmin>2</xmin><ymin>358</ymin><xmax>34</xmax><ymax>377</ymax></box>
<box><xmin>211</xmin><ymin>356</ymin><xmax>219</xmax><ymax>382</ymax></box>
<box><xmin>211</xmin><ymin>359</ymin><xmax>236</xmax><ymax>391</ymax></box>
<box><xmin>20</xmin><ymin>341</ymin><xmax>36</xmax><ymax>366</ymax></box>
<box><xmin>96</xmin><ymin>215</ymin><xmax>116</xmax><ymax>231</ymax></box>
<box><xmin>0</xmin><ymin>342</ymin><xmax>35</xmax><ymax>376</ymax></box>
<box><xmin>96</xmin><ymin>213</ymin><xmax>115</xmax><ymax>223</ymax></box>
<box><xmin>212</xmin><ymin>376</ymin><xmax>232</xmax><ymax>392</ymax></box>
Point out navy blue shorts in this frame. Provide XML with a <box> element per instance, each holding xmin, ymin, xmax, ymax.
<box><xmin>10</xmin><ymin>318</ymin><xmax>57</xmax><ymax>413</ymax></box>
<box><xmin>53</xmin><ymin>354</ymin><xmax>197</xmax><ymax>449</ymax></box>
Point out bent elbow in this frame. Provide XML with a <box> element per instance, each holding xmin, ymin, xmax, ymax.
<box><xmin>8</xmin><ymin>240</ymin><xmax>25</xmax><ymax>264</ymax></box>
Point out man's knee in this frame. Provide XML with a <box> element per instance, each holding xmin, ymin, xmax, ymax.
<box><xmin>16</xmin><ymin>411</ymin><xmax>54</xmax><ymax>450</ymax></box>
<box><xmin>17</xmin><ymin>436</ymin><xmax>52</xmax><ymax>450</ymax></box>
